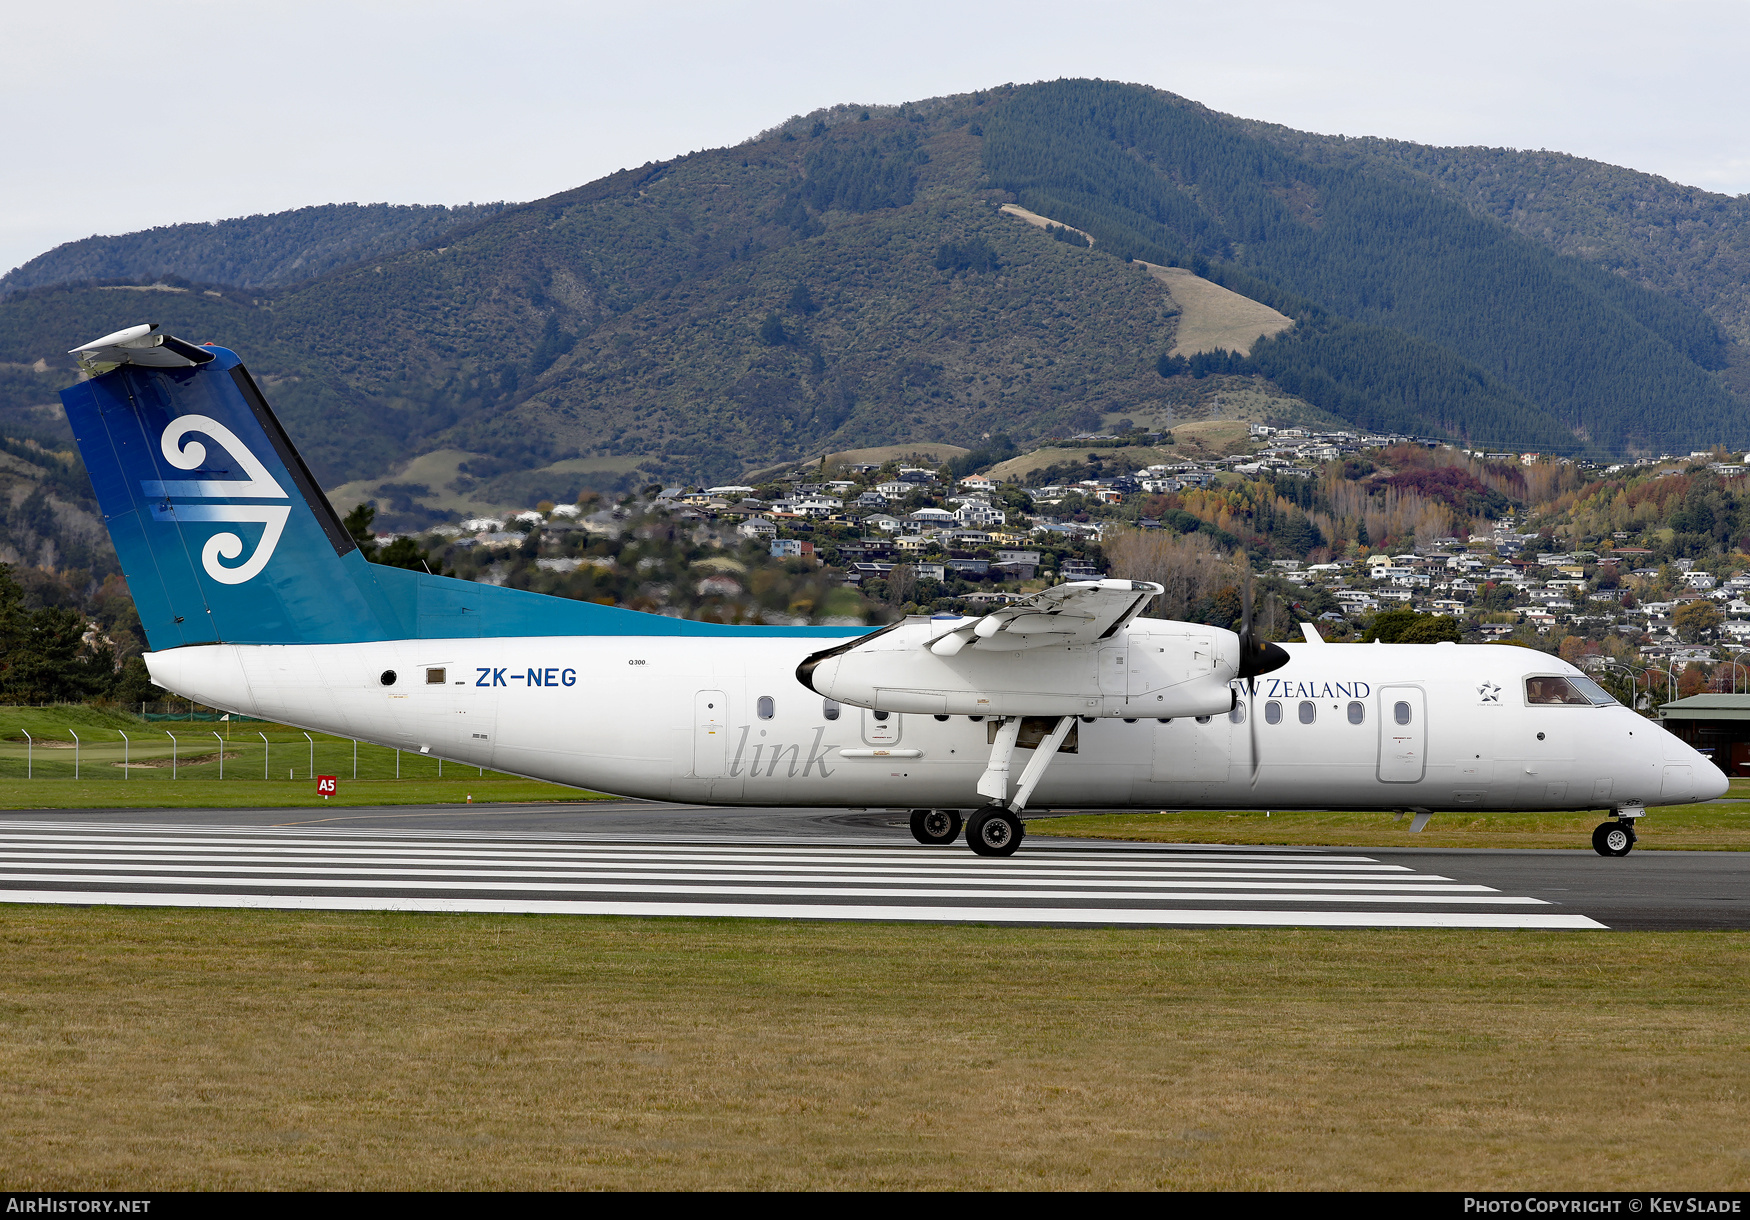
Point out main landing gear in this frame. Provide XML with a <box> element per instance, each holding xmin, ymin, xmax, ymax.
<box><xmin>1592</xmin><ymin>819</ymin><xmax>1638</xmax><ymax>857</ymax></box>
<box><xmin>966</xmin><ymin>805</ymin><xmax>1024</xmax><ymax>857</ymax></box>
<box><xmin>909</xmin><ymin>808</ymin><xmax>963</xmax><ymax>845</ymax></box>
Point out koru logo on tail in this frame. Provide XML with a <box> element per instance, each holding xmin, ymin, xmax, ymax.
<box><xmin>142</xmin><ymin>415</ymin><xmax>291</xmax><ymax>585</ymax></box>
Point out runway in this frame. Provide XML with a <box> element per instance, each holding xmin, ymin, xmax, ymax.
<box><xmin>3</xmin><ymin>801</ymin><xmax>1732</xmax><ymax>929</ymax></box>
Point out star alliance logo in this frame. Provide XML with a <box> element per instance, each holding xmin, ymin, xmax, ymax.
<box><xmin>1477</xmin><ymin>681</ymin><xmax>1501</xmax><ymax>704</ymax></box>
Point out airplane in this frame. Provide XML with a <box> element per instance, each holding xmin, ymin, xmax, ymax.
<box><xmin>57</xmin><ymin>324</ymin><xmax>1728</xmax><ymax>858</ymax></box>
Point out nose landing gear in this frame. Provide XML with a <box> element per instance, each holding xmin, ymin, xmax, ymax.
<box><xmin>1592</xmin><ymin>819</ymin><xmax>1637</xmax><ymax>857</ymax></box>
<box><xmin>909</xmin><ymin>808</ymin><xmax>963</xmax><ymax>845</ymax></box>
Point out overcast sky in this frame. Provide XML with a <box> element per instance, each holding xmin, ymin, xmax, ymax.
<box><xmin>5</xmin><ymin>0</ymin><xmax>1747</xmax><ymax>275</ymax></box>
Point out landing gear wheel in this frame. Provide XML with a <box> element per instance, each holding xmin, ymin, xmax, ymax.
<box><xmin>966</xmin><ymin>805</ymin><xmax>1023</xmax><ymax>857</ymax></box>
<box><xmin>909</xmin><ymin>808</ymin><xmax>963</xmax><ymax>845</ymax></box>
<box><xmin>1592</xmin><ymin>821</ymin><xmax>1637</xmax><ymax>857</ymax></box>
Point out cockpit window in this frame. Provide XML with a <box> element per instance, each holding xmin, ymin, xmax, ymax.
<box><xmin>1525</xmin><ymin>675</ymin><xmax>1613</xmax><ymax>706</ymax></box>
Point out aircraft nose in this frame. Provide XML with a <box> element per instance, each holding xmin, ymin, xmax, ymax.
<box><xmin>1701</xmin><ymin>757</ymin><xmax>1731</xmax><ymax>800</ymax></box>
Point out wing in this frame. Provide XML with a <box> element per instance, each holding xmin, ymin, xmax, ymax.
<box><xmin>926</xmin><ymin>579</ymin><xmax>1163</xmax><ymax>655</ymax></box>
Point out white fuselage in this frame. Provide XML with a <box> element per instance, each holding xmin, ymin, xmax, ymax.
<box><xmin>145</xmin><ymin>633</ymin><xmax>1728</xmax><ymax>813</ymax></box>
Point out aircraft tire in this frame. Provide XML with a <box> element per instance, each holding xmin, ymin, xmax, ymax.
<box><xmin>1592</xmin><ymin>821</ymin><xmax>1636</xmax><ymax>857</ymax></box>
<box><xmin>910</xmin><ymin>808</ymin><xmax>963</xmax><ymax>845</ymax></box>
<box><xmin>966</xmin><ymin>805</ymin><xmax>1023</xmax><ymax>857</ymax></box>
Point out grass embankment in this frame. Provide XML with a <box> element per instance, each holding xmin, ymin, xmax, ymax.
<box><xmin>1043</xmin><ymin>798</ymin><xmax>1750</xmax><ymax>852</ymax></box>
<box><xmin>0</xmin><ymin>705</ymin><xmax>605</xmax><ymax>808</ymax></box>
<box><xmin>0</xmin><ymin>910</ymin><xmax>1743</xmax><ymax>1190</ymax></box>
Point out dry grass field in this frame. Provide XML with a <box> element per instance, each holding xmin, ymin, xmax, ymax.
<box><xmin>0</xmin><ymin>908</ymin><xmax>1746</xmax><ymax>1190</ymax></box>
<box><xmin>1145</xmin><ymin>264</ymin><xmax>1295</xmax><ymax>358</ymax></box>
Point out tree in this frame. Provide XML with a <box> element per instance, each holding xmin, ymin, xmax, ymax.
<box><xmin>0</xmin><ymin>563</ymin><xmax>123</xmax><ymax>703</ymax></box>
<box><xmin>343</xmin><ymin>502</ymin><xmax>380</xmax><ymax>560</ymax></box>
<box><xmin>341</xmin><ymin>501</ymin><xmax>440</xmax><ymax>573</ymax></box>
<box><xmin>758</xmin><ymin>313</ymin><xmax>788</xmax><ymax>346</ymax></box>
<box><xmin>787</xmin><ymin>282</ymin><xmax>819</xmax><ymax>314</ymax></box>
<box><xmin>1674</xmin><ymin>599</ymin><xmax>1722</xmax><ymax>642</ymax></box>
<box><xmin>934</xmin><ymin>239</ymin><xmax>999</xmax><ymax>274</ymax></box>
<box><xmin>1362</xmin><ymin>608</ymin><xmax>1461</xmax><ymax>643</ymax></box>
<box><xmin>1397</xmin><ymin>615</ymin><xmax>1463</xmax><ymax>644</ymax></box>
<box><xmin>1678</xmin><ymin>662</ymin><xmax>1708</xmax><ymax>699</ymax></box>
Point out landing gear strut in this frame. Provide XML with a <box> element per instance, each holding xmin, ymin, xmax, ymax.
<box><xmin>966</xmin><ymin>805</ymin><xmax>1024</xmax><ymax>857</ymax></box>
<box><xmin>1592</xmin><ymin>819</ymin><xmax>1637</xmax><ymax>857</ymax></box>
<box><xmin>961</xmin><ymin>715</ymin><xmax>1077</xmax><ymax>857</ymax></box>
<box><xmin>909</xmin><ymin>808</ymin><xmax>963</xmax><ymax>846</ymax></box>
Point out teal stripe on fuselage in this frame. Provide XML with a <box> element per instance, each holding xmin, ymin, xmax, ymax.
<box><xmin>384</xmin><ymin>561</ymin><xmax>865</xmax><ymax>642</ymax></box>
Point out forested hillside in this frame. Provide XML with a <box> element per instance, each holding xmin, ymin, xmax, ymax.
<box><xmin>0</xmin><ymin>202</ymin><xmax>512</xmax><ymax>294</ymax></box>
<box><xmin>983</xmin><ymin>82</ymin><xmax>1742</xmax><ymax>453</ymax></box>
<box><xmin>1242</xmin><ymin>124</ymin><xmax>1750</xmax><ymax>351</ymax></box>
<box><xmin>3</xmin><ymin>80</ymin><xmax>1747</xmax><ymax>511</ymax></box>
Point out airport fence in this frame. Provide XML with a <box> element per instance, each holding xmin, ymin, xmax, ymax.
<box><xmin>0</xmin><ymin>705</ymin><xmax>499</xmax><ymax>784</ymax></box>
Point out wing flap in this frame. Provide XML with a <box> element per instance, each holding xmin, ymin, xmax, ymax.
<box><xmin>927</xmin><ymin>579</ymin><xmax>1162</xmax><ymax>654</ymax></box>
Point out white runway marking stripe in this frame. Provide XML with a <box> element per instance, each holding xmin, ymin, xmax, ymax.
<box><xmin>0</xmin><ymin>871</ymin><xmax>1542</xmax><ymax>904</ymax></box>
<box><xmin>0</xmin><ymin>890</ymin><xmax>1608</xmax><ymax>929</ymax></box>
<box><xmin>0</xmin><ymin>835</ymin><xmax>1413</xmax><ymax>869</ymax></box>
<box><xmin>0</xmin><ymin>823</ymin><xmax>1605</xmax><ymax>929</ymax></box>
<box><xmin>0</xmin><ymin>857</ymin><xmax>1484</xmax><ymax>889</ymax></box>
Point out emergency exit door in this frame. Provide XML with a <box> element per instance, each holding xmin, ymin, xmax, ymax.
<box><xmin>1377</xmin><ymin>685</ymin><xmax>1426</xmax><ymax>783</ymax></box>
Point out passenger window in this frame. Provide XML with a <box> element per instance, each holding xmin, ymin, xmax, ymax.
<box><xmin>1394</xmin><ymin>701</ymin><xmax>1412</xmax><ymax>725</ymax></box>
<box><xmin>872</xmin><ymin>710</ymin><xmax>890</xmax><ymax>722</ymax></box>
<box><xmin>425</xmin><ymin>668</ymin><xmax>445</xmax><ymax>685</ymax></box>
<box><xmin>1265</xmin><ymin>700</ymin><xmax>1282</xmax><ymax>725</ymax></box>
<box><xmin>822</xmin><ymin>699</ymin><xmax>840</xmax><ymax>721</ymax></box>
<box><xmin>1229</xmin><ymin>702</ymin><xmax>1246</xmax><ymax>725</ymax></box>
<box><xmin>757</xmin><ymin>696</ymin><xmax>775</xmax><ymax>719</ymax></box>
<box><xmin>1524</xmin><ymin>676</ymin><xmax>1595</xmax><ymax>706</ymax></box>
<box><xmin>1298</xmin><ymin>700</ymin><xmax>1316</xmax><ymax>724</ymax></box>
<box><xmin>1347</xmin><ymin>701</ymin><xmax>1365</xmax><ymax>725</ymax></box>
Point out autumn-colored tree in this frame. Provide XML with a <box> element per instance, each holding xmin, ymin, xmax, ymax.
<box><xmin>1674</xmin><ymin>599</ymin><xmax>1723</xmax><ymax>642</ymax></box>
<box><xmin>1678</xmin><ymin>662</ymin><xmax>1709</xmax><ymax>699</ymax></box>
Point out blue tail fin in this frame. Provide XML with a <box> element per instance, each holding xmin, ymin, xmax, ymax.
<box><xmin>60</xmin><ymin>325</ymin><xmax>856</xmax><ymax>649</ymax></box>
<box><xmin>60</xmin><ymin>325</ymin><xmax>409</xmax><ymax>649</ymax></box>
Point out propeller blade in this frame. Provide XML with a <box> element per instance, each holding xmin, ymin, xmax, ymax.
<box><xmin>1234</xmin><ymin>571</ymin><xmax>1285</xmax><ymax>788</ymax></box>
<box><xmin>1247</xmin><ymin>672</ymin><xmax>1260</xmax><ymax>787</ymax></box>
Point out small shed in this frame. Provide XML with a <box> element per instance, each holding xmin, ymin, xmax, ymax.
<box><xmin>1656</xmin><ymin>693</ymin><xmax>1750</xmax><ymax>775</ymax></box>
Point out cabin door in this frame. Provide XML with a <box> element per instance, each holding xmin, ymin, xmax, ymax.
<box><xmin>1377</xmin><ymin>685</ymin><xmax>1427</xmax><ymax>783</ymax></box>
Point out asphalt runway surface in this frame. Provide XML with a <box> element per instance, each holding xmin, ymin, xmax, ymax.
<box><xmin>0</xmin><ymin>802</ymin><xmax>1742</xmax><ymax>930</ymax></box>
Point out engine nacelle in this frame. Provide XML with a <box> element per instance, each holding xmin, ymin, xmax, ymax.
<box><xmin>798</xmin><ymin>615</ymin><xmax>1240</xmax><ymax>719</ymax></box>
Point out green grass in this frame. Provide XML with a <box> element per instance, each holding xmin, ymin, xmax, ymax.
<box><xmin>0</xmin><ymin>778</ymin><xmax>603</xmax><ymax>809</ymax></box>
<box><xmin>0</xmin><ymin>705</ymin><xmax>607</xmax><ymax>806</ymax></box>
<box><xmin>0</xmin><ymin>909</ymin><xmax>1745</xmax><ymax>1189</ymax></box>
<box><xmin>1042</xmin><ymin>802</ymin><xmax>1750</xmax><ymax>851</ymax></box>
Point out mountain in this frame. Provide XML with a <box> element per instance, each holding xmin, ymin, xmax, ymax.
<box><xmin>3</xmin><ymin>80</ymin><xmax>1749</xmax><ymax>512</ymax></box>
<box><xmin>0</xmin><ymin>202</ymin><xmax>513</xmax><ymax>294</ymax></box>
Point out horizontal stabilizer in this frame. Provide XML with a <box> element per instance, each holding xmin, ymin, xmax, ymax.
<box><xmin>70</xmin><ymin>323</ymin><xmax>216</xmax><ymax>376</ymax></box>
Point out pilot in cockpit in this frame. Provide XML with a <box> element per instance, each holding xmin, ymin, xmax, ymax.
<box><xmin>1526</xmin><ymin>676</ymin><xmax>1591</xmax><ymax>705</ymax></box>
